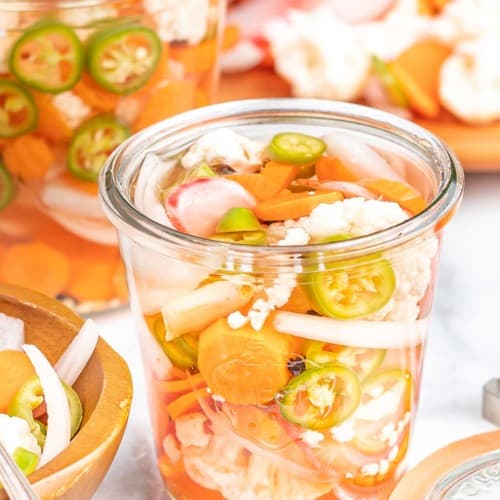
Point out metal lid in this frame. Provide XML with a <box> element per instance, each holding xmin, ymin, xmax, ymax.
<box><xmin>483</xmin><ymin>379</ymin><xmax>500</xmax><ymax>427</ymax></box>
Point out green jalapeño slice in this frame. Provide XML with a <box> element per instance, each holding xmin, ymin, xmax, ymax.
<box><xmin>0</xmin><ymin>80</ymin><xmax>38</xmax><ymax>138</ymax></box>
<box><xmin>306</xmin><ymin>253</ymin><xmax>396</xmax><ymax>319</ymax></box>
<box><xmin>9</xmin><ymin>21</ymin><xmax>83</xmax><ymax>93</ymax></box>
<box><xmin>0</xmin><ymin>162</ymin><xmax>15</xmax><ymax>211</ymax></box>
<box><xmin>68</xmin><ymin>115</ymin><xmax>130</xmax><ymax>182</ymax></box>
<box><xmin>87</xmin><ymin>25</ymin><xmax>162</xmax><ymax>94</ymax></box>
<box><xmin>268</xmin><ymin>132</ymin><xmax>326</xmax><ymax>165</ymax></box>
<box><xmin>279</xmin><ymin>364</ymin><xmax>360</xmax><ymax>430</ymax></box>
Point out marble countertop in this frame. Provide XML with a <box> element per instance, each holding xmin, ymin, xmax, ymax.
<box><xmin>92</xmin><ymin>172</ymin><xmax>500</xmax><ymax>499</ymax></box>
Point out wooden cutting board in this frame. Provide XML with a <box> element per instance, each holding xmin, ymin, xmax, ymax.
<box><xmin>219</xmin><ymin>69</ymin><xmax>500</xmax><ymax>172</ymax></box>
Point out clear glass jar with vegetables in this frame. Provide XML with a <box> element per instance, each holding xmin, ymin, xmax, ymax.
<box><xmin>0</xmin><ymin>0</ymin><xmax>224</xmax><ymax>312</ymax></box>
<box><xmin>100</xmin><ymin>99</ymin><xmax>464</xmax><ymax>499</ymax></box>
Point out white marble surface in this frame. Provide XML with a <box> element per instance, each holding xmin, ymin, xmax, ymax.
<box><xmin>92</xmin><ymin>172</ymin><xmax>500</xmax><ymax>499</ymax></box>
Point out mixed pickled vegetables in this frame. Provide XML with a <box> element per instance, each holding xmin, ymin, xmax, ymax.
<box><xmin>0</xmin><ymin>0</ymin><xmax>221</xmax><ymax>310</ymax></box>
<box><xmin>134</xmin><ymin>127</ymin><xmax>441</xmax><ymax>499</ymax></box>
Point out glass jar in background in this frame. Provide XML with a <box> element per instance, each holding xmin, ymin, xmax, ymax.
<box><xmin>0</xmin><ymin>0</ymin><xmax>224</xmax><ymax>312</ymax></box>
<box><xmin>100</xmin><ymin>99</ymin><xmax>464</xmax><ymax>499</ymax></box>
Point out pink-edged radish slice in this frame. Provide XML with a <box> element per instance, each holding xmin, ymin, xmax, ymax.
<box><xmin>319</xmin><ymin>181</ymin><xmax>378</xmax><ymax>199</ymax></box>
<box><xmin>323</xmin><ymin>132</ymin><xmax>406</xmax><ymax>183</ymax></box>
<box><xmin>165</xmin><ymin>177</ymin><xmax>257</xmax><ymax>237</ymax></box>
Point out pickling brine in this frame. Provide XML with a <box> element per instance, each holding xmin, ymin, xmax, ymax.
<box><xmin>0</xmin><ymin>0</ymin><xmax>224</xmax><ymax>312</ymax></box>
<box><xmin>100</xmin><ymin>100</ymin><xmax>464</xmax><ymax>499</ymax></box>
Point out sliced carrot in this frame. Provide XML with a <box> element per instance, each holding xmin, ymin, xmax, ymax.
<box><xmin>166</xmin><ymin>388</ymin><xmax>208</xmax><ymax>420</ymax></box>
<box><xmin>432</xmin><ymin>0</ymin><xmax>450</xmax><ymax>11</ymax></box>
<box><xmin>198</xmin><ymin>319</ymin><xmax>292</xmax><ymax>405</ymax></box>
<box><xmin>226</xmin><ymin>173</ymin><xmax>282</xmax><ymax>201</ymax></box>
<box><xmin>0</xmin><ymin>351</ymin><xmax>36</xmax><ymax>413</ymax></box>
<box><xmin>359</xmin><ymin>178</ymin><xmax>427</xmax><ymax>214</ymax></box>
<box><xmin>167</xmin><ymin>472</ymin><xmax>224</xmax><ymax>500</ymax></box>
<box><xmin>74</xmin><ymin>73</ymin><xmax>121</xmax><ymax>112</ymax></box>
<box><xmin>1</xmin><ymin>242</ymin><xmax>70</xmax><ymax>296</ymax></box>
<box><xmin>316</xmin><ymin>156</ymin><xmax>358</xmax><ymax>182</ymax></box>
<box><xmin>261</xmin><ymin>161</ymin><xmax>299</xmax><ymax>189</ymax></box>
<box><xmin>133</xmin><ymin>80</ymin><xmax>197</xmax><ymax>132</ymax></box>
<box><xmin>3</xmin><ymin>135</ymin><xmax>54</xmax><ymax>180</ymax></box>
<box><xmin>33</xmin><ymin>93</ymin><xmax>72</xmax><ymax>142</ymax></box>
<box><xmin>157</xmin><ymin>373</ymin><xmax>206</xmax><ymax>394</ymax></box>
<box><xmin>389</xmin><ymin>40</ymin><xmax>451</xmax><ymax>118</ymax></box>
<box><xmin>255</xmin><ymin>191</ymin><xmax>343</xmax><ymax>221</ymax></box>
<box><xmin>170</xmin><ymin>39</ymin><xmax>217</xmax><ymax>74</ymax></box>
<box><xmin>194</xmin><ymin>88</ymin><xmax>210</xmax><ymax>108</ymax></box>
<box><xmin>0</xmin><ymin>138</ymin><xmax>12</xmax><ymax>150</ymax></box>
<box><xmin>222</xmin><ymin>25</ymin><xmax>240</xmax><ymax>51</ymax></box>
<box><xmin>0</xmin><ymin>204</ymin><xmax>47</xmax><ymax>242</ymax></box>
<box><xmin>65</xmin><ymin>260</ymin><xmax>116</xmax><ymax>302</ymax></box>
<box><xmin>418</xmin><ymin>0</ymin><xmax>435</xmax><ymax>15</ymax></box>
<box><xmin>281</xmin><ymin>285</ymin><xmax>313</xmax><ymax>314</ymax></box>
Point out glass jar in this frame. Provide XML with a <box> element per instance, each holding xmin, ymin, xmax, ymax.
<box><xmin>100</xmin><ymin>99</ymin><xmax>464</xmax><ymax>499</ymax></box>
<box><xmin>0</xmin><ymin>0</ymin><xmax>224</xmax><ymax>312</ymax></box>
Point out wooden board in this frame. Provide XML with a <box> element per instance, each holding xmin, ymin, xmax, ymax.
<box><xmin>219</xmin><ymin>69</ymin><xmax>500</xmax><ymax>172</ymax></box>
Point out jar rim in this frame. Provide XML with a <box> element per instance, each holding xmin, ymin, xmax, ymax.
<box><xmin>100</xmin><ymin>98</ymin><xmax>464</xmax><ymax>263</ymax></box>
<box><xmin>0</xmin><ymin>0</ymin><xmax>122</xmax><ymax>11</ymax></box>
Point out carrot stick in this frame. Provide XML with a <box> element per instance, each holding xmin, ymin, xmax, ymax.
<box><xmin>261</xmin><ymin>161</ymin><xmax>299</xmax><ymax>189</ymax></box>
<box><xmin>166</xmin><ymin>388</ymin><xmax>208</xmax><ymax>420</ymax></box>
<box><xmin>74</xmin><ymin>73</ymin><xmax>120</xmax><ymax>112</ymax></box>
<box><xmin>33</xmin><ymin>93</ymin><xmax>73</xmax><ymax>142</ymax></box>
<box><xmin>3</xmin><ymin>135</ymin><xmax>54</xmax><ymax>180</ymax></box>
<box><xmin>0</xmin><ymin>351</ymin><xmax>36</xmax><ymax>413</ymax></box>
<box><xmin>316</xmin><ymin>156</ymin><xmax>358</xmax><ymax>182</ymax></box>
<box><xmin>255</xmin><ymin>191</ymin><xmax>343</xmax><ymax>221</ymax></box>
<box><xmin>170</xmin><ymin>40</ymin><xmax>217</xmax><ymax>74</ymax></box>
<box><xmin>222</xmin><ymin>25</ymin><xmax>240</xmax><ymax>51</ymax></box>
<box><xmin>226</xmin><ymin>173</ymin><xmax>283</xmax><ymax>201</ymax></box>
<box><xmin>157</xmin><ymin>373</ymin><xmax>206</xmax><ymax>394</ymax></box>
<box><xmin>1</xmin><ymin>242</ymin><xmax>70</xmax><ymax>296</ymax></box>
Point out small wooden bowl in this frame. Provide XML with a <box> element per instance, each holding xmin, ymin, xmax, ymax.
<box><xmin>0</xmin><ymin>283</ymin><xmax>133</xmax><ymax>499</ymax></box>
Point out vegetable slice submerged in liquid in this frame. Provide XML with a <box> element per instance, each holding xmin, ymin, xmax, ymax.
<box><xmin>0</xmin><ymin>162</ymin><xmax>15</xmax><ymax>211</ymax></box>
<box><xmin>268</xmin><ymin>132</ymin><xmax>327</xmax><ymax>165</ymax></box>
<box><xmin>87</xmin><ymin>25</ymin><xmax>162</xmax><ymax>94</ymax></box>
<box><xmin>68</xmin><ymin>115</ymin><xmax>130</xmax><ymax>182</ymax></box>
<box><xmin>0</xmin><ymin>80</ymin><xmax>38</xmax><ymax>138</ymax></box>
<box><xmin>9</xmin><ymin>21</ymin><xmax>83</xmax><ymax>93</ymax></box>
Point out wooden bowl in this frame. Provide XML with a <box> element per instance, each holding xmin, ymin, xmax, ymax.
<box><xmin>0</xmin><ymin>283</ymin><xmax>133</xmax><ymax>500</ymax></box>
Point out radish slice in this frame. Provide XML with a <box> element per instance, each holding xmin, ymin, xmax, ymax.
<box><xmin>23</xmin><ymin>344</ymin><xmax>71</xmax><ymax>467</ymax></box>
<box><xmin>319</xmin><ymin>181</ymin><xmax>378</xmax><ymax>199</ymax></box>
<box><xmin>165</xmin><ymin>177</ymin><xmax>257</xmax><ymax>237</ymax></box>
<box><xmin>323</xmin><ymin>132</ymin><xmax>406</xmax><ymax>183</ymax></box>
<box><xmin>54</xmin><ymin>319</ymin><xmax>99</xmax><ymax>386</ymax></box>
<box><xmin>273</xmin><ymin>311</ymin><xmax>428</xmax><ymax>349</ymax></box>
<box><xmin>134</xmin><ymin>153</ymin><xmax>173</xmax><ymax>227</ymax></box>
<box><xmin>0</xmin><ymin>313</ymin><xmax>24</xmax><ymax>351</ymax></box>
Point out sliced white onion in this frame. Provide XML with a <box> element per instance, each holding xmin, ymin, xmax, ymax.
<box><xmin>319</xmin><ymin>181</ymin><xmax>378</xmax><ymax>200</ymax></box>
<box><xmin>54</xmin><ymin>319</ymin><xmax>99</xmax><ymax>386</ymax></box>
<box><xmin>0</xmin><ymin>312</ymin><xmax>24</xmax><ymax>351</ymax></box>
<box><xmin>45</xmin><ymin>208</ymin><xmax>117</xmax><ymax>246</ymax></box>
<box><xmin>221</xmin><ymin>41</ymin><xmax>264</xmax><ymax>73</ymax></box>
<box><xmin>41</xmin><ymin>178</ymin><xmax>103</xmax><ymax>218</ymax></box>
<box><xmin>273</xmin><ymin>311</ymin><xmax>428</xmax><ymax>349</ymax></box>
<box><xmin>133</xmin><ymin>153</ymin><xmax>173</xmax><ymax>227</ymax></box>
<box><xmin>323</xmin><ymin>132</ymin><xmax>406</xmax><ymax>183</ymax></box>
<box><xmin>23</xmin><ymin>344</ymin><xmax>71</xmax><ymax>467</ymax></box>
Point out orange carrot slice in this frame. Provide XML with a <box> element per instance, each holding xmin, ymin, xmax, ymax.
<box><xmin>316</xmin><ymin>156</ymin><xmax>358</xmax><ymax>182</ymax></box>
<box><xmin>133</xmin><ymin>80</ymin><xmax>197</xmax><ymax>132</ymax></box>
<box><xmin>65</xmin><ymin>260</ymin><xmax>116</xmax><ymax>302</ymax></box>
<box><xmin>198</xmin><ymin>319</ymin><xmax>292</xmax><ymax>405</ymax></box>
<box><xmin>3</xmin><ymin>135</ymin><xmax>54</xmax><ymax>180</ymax></box>
<box><xmin>0</xmin><ymin>351</ymin><xmax>36</xmax><ymax>413</ymax></box>
<box><xmin>32</xmin><ymin>93</ymin><xmax>73</xmax><ymax>142</ymax></box>
<box><xmin>255</xmin><ymin>191</ymin><xmax>343</xmax><ymax>221</ymax></box>
<box><xmin>389</xmin><ymin>40</ymin><xmax>451</xmax><ymax>118</ymax></box>
<box><xmin>157</xmin><ymin>373</ymin><xmax>206</xmax><ymax>394</ymax></box>
<box><xmin>74</xmin><ymin>73</ymin><xmax>120</xmax><ymax>112</ymax></box>
<box><xmin>261</xmin><ymin>161</ymin><xmax>299</xmax><ymax>189</ymax></box>
<box><xmin>166</xmin><ymin>388</ymin><xmax>208</xmax><ymax>420</ymax></box>
<box><xmin>226</xmin><ymin>173</ymin><xmax>282</xmax><ymax>201</ymax></box>
<box><xmin>359</xmin><ymin>178</ymin><xmax>427</xmax><ymax>214</ymax></box>
<box><xmin>1</xmin><ymin>242</ymin><xmax>70</xmax><ymax>297</ymax></box>
<box><xmin>222</xmin><ymin>25</ymin><xmax>240</xmax><ymax>51</ymax></box>
<box><xmin>432</xmin><ymin>0</ymin><xmax>450</xmax><ymax>11</ymax></box>
<box><xmin>170</xmin><ymin>40</ymin><xmax>217</xmax><ymax>74</ymax></box>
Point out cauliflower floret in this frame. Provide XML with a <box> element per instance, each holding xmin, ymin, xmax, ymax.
<box><xmin>175</xmin><ymin>412</ymin><xmax>212</xmax><ymax>448</ymax></box>
<box><xmin>52</xmin><ymin>92</ymin><xmax>91</xmax><ymax>129</ymax></box>
<box><xmin>144</xmin><ymin>0</ymin><xmax>209</xmax><ymax>44</ymax></box>
<box><xmin>277</xmin><ymin>227</ymin><xmax>311</xmax><ymax>246</ymax></box>
<box><xmin>0</xmin><ymin>414</ymin><xmax>41</xmax><ymax>462</ymax></box>
<box><xmin>266</xmin><ymin>7</ymin><xmax>371</xmax><ymax>100</ymax></box>
<box><xmin>439</xmin><ymin>35</ymin><xmax>500</xmax><ymax>124</ymax></box>
<box><xmin>181</xmin><ymin>129</ymin><xmax>265</xmax><ymax>171</ymax></box>
<box><xmin>431</xmin><ymin>0</ymin><xmax>500</xmax><ymax>44</ymax></box>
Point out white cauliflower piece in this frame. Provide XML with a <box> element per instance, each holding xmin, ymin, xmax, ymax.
<box><xmin>0</xmin><ymin>414</ymin><xmax>41</xmax><ymax>462</ymax></box>
<box><xmin>439</xmin><ymin>36</ymin><xmax>500</xmax><ymax>124</ymax></box>
<box><xmin>431</xmin><ymin>0</ymin><xmax>500</xmax><ymax>44</ymax></box>
<box><xmin>266</xmin><ymin>7</ymin><xmax>370</xmax><ymax>100</ymax></box>
<box><xmin>57</xmin><ymin>5</ymin><xmax>117</xmax><ymax>27</ymax></box>
<box><xmin>277</xmin><ymin>227</ymin><xmax>311</xmax><ymax>246</ymax></box>
<box><xmin>181</xmin><ymin>128</ymin><xmax>265</xmax><ymax>171</ymax></box>
<box><xmin>175</xmin><ymin>412</ymin><xmax>212</xmax><ymax>448</ymax></box>
<box><xmin>144</xmin><ymin>0</ymin><xmax>209</xmax><ymax>44</ymax></box>
<box><xmin>52</xmin><ymin>92</ymin><xmax>91</xmax><ymax>129</ymax></box>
